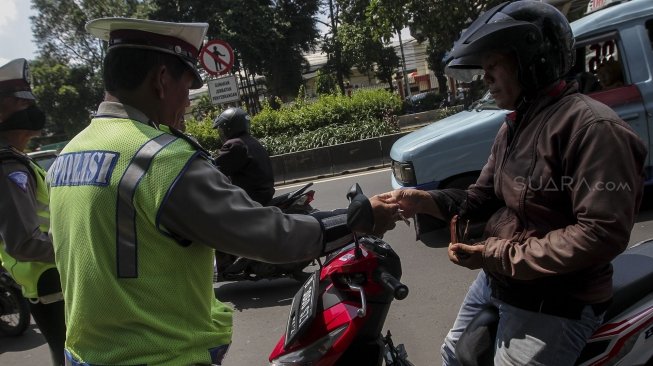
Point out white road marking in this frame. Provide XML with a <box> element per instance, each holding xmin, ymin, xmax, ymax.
<box><xmin>277</xmin><ymin>168</ymin><xmax>391</xmax><ymax>190</ymax></box>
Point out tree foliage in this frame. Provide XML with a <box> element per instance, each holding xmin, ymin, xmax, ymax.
<box><xmin>31</xmin><ymin>0</ymin><xmax>151</xmax><ymax>68</ymax></box>
<box><xmin>30</xmin><ymin>0</ymin><xmax>153</xmax><ymax>139</ymax></box>
<box><xmin>406</xmin><ymin>0</ymin><xmax>505</xmax><ymax>92</ymax></box>
<box><xmin>319</xmin><ymin>0</ymin><xmax>400</xmax><ymax>93</ymax></box>
<box><xmin>149</xmin><ymin>0</ymin><xmax>320</xmax><ymax>100</ymax></box>
<box><xmin>375</xmin><ymin>46</ymin><xmax>399</xmax><ymax>92</ymax></box>
<box><xmin>315</xmin><ymin>69</ymin><xmax>338</xmax><ymax>96</ymax></box>
<box><xmin>26</xmin><ymin>0</ymin><xmax>513</xmax><ymax>143</ymax></box>
<box><xmin>30</xmin><ymin>57</ymin><xmax>104</xmax><ymax>138</ymax></box>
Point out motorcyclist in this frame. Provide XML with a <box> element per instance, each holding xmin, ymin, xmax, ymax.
<box><xmin>379</xmin><ymin>1</ymin><xmax>647</xmax><ymax>365</ymax></box>
<box><xmin>0</xmin><ymin>58</ymin><xmax>66</xmax><ymax>365</ymax></box>
<box><xmin>213</xmin><ymin>107</ymin><xmax>274</xmax><ymax>206</ymax></box>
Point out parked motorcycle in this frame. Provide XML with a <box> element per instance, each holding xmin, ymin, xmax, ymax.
<box><xmin>214</xmin><ymin>182</ymin><xmax>318</xmax><ymax>282</ymax></box>
<box><xmin>0</xmin><ymin>267</ymin><xmax>30</xmax><ymax>336</ymax></box>
<box><xmin>269</xmin><ymin>184</ymin><xmax>413</xmax><ymax>365</ymax></box>
<box><xmin>269</xmin><ymin>184</ymin><xmax>653</xmax><ymax>366</ymax></box>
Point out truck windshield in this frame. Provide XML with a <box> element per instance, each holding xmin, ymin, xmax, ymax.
<box><xmin>469</xmin><ymin>91</ymin><xmax>500</xmax><ymax>111</ymax></box>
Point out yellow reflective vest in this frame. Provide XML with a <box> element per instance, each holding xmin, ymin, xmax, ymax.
<box><xmin>48</xmin><ymin>118</ymin><xmax>233</xmax><ymax>365</ymax></box>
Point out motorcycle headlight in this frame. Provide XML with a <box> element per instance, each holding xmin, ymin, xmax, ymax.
<box><xmin>391</xmin><ymin>160</ymin><xmax>416</xmax><ymax>186</ymax></box>
<box><xmin>269</xmin><ymin>324</ymin><xmax>348</xmax><ymax>365</ymax></box>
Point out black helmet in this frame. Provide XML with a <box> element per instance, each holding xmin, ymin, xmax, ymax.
<box><xmin>213</xmin><ymin>107</ymin><xmax>251</xmax><ymax>140</ymax></box>
<box><xmin>445</xmin><ymin>1</ymin><xmax>575</xmax><ymax>92</ymax></box>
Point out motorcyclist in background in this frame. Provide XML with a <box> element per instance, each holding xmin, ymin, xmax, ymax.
<box><xmin>213</xmin><ymin>107</ymin><xmax>274</xmax><ymax>206</ymax></box>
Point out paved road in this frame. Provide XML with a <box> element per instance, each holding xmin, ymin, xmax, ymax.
<box><xmin>2</xmin><ymin>168</ymin><xmax>653</xmax><ymax>365</ymax></box>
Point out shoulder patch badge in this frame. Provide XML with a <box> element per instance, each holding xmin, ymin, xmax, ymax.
<box><xmin>7</xmin><ymin>171</ymin><xmax>29</xmax><ymax>192</ymax></box>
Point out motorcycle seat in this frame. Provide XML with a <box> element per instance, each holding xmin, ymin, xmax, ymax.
<box><xmin>605</xmin><ymin>240</ymin><xmax>653</xmax><ymax>320</ymax></box>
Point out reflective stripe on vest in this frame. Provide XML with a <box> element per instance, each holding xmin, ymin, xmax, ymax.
<box><xmin>116</xmin><ymin>133</ymin><xmax>176</xmax><ymax>278</ymax></box>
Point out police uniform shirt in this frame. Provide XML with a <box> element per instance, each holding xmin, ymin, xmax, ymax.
<box><xmin>94</xmin><ymin>102</ymin><xmax>325</xmax><ymax>263</ymax></box>
<box><xmin>0</xmin><ymin>139</ymin><xmax>54</xmax><ymax>262</ymax></box>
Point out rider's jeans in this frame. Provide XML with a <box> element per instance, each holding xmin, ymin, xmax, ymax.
<box><xmin>441</xmin><ymin>270</ymin><xmax>604</xmax><ymax>366</ymax></box>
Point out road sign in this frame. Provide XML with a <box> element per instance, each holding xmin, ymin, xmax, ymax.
<box><xmin>207</xmin><ymin>75</ymin><xmax>240</xmax><ymax>105</ymax></box>
<box><xmin>200</xmin><ymin>40</ymin><xmax>234</xmax><ymax>76</ymax></box>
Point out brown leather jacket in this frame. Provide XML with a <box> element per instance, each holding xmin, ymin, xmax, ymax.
<box><xmin>440</xmin><ymin>82</ymin><xmax>647</xmax><ymax>304</ymax></box>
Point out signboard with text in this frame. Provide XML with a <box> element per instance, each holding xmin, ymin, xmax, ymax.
<box><xmin>207</xmin><ymin>75</ymin><xmax>240</xmax><ymax>105</ymax></box>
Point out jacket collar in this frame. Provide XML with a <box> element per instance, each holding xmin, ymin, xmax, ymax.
<box><xmin>94</xmin><ymin>101</ymin><xmax>151</xmax><ymax>126</ymax></box>
<box><xmin>514</xmin><ymin>80</ymin><xmax>578</xmax><ymax>123</ymax></box>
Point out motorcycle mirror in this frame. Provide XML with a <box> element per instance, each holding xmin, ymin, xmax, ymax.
<box><xmin>289</xmin><ymin>182</ymin><xmax>314</xmax><ymax>200</ymax></box>
<box><xmin>346</xmin><ymin>183</ymin><xmax>364</xmax><ymax>203</ymax></box>
<box><xmin>346</xmin><ymin>183</ymin><xmax>374</xmax><ymax>235</ymax></box>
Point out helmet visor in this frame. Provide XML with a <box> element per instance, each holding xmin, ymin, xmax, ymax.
<box><xmin>445</xmin><ymin>57</ymin><xmax>484</xmax><ymax>83</ymax></box>
<box><xmin>216</xmin><ymin>124</ymin><xmax>227</xmax><ymax>143</ymax></box>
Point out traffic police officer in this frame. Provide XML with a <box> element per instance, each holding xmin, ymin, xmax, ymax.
<box><xmin>0</xmin><ymin>58</ymin><xmax>65</xmax><ymax>365</ymax></box>
<box><xmin>46</xmin><ymin>18</ymin><xmax>398</xmax><ymax>365</ymax></box>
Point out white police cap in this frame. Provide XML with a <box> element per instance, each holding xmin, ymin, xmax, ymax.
<box><xmin>0</xmin><ymin>58</ymin><xmax>35</xmax><ymax>100</ymax></box>
<box><xmin>86</xmin><ymin>18</ymin><xmax>208</xmax><ymax>89</ymax></box>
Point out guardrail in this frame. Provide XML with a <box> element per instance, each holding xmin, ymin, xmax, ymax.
<box><xmin>271</xmin><ymin>132</ymin><xmax>411</xmax><ymax>185</ymax></box>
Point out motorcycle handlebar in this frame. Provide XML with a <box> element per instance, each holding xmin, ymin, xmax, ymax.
<box><xmin>346</xmin><ymin>183</ymin><xmax>374</xmax><ymax>234</ymax></box>
<box><xmin>379</xmin><ymin>270</ymin><xmax>409</xmax><ymax>300</ymax></box>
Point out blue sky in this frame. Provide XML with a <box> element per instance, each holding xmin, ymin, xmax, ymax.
<box><xmin>0</xmin><ymin>0</ymin><xmax>37</xmax><ymax>66</ymax></box>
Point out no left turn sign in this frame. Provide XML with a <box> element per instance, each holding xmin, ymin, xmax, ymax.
<box><xmin>200</xmin><ymin>39</ymin><xmax>234</xmax><ymax>76</ymax></box>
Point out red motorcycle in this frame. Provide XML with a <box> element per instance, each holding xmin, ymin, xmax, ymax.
<box><xmin>269</xmin><ymin>184</ymin><xmax>414</xmax><ymax>365</ymax></box>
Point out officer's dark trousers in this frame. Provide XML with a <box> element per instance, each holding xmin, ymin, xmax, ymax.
<box><xmin>29</xmin><ymin>268</ymin><xmax>66</xmax><ymax>366</ymax></box>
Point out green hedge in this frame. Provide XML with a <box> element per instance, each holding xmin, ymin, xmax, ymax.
<box><xmin>185</xmin><ymin>88</ymin><xmax>403</xmax><ymax>156</ymax></box>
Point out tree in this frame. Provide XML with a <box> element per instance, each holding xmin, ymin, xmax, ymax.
<box><xmin>406</xmin><ymin>0</ymin><xmax>505</xmax><ymax>94</ymax></box>
<box><xmin>315</xmin><ymin>69</ymin><xmax>337</xmax><ymax>95</ymax></box>
<box><xmin>336</xmin><ymin>22</ymin><xmax>399</xmax><ymax>92</ymax></box>
<box><xmin>30</xmin><ymin>57</ymin><xmax>103</xmax><ymax>138</ymax></box>
<box><xmin>148</xmin><ymin>0</ymin><xmax>321</xmax><ymax>101</ymax></box>
<box><xmin>31</xmin><ymin>0</ymin><xmax>150</xmax><ymax>68</ymax></box>
<box><xmin>264</xmin><ymin>0</ymin><xmax>320</xmax><ymax>99</ymax></box>
<box><xmin>30</xmin><ymin>0</ymin><xmax>151</xmax><ymax>138</ymax></box>
<box><xmin>375</xmin><ymin>46</ymin><xmax>399</xmax><ymax>93</ymax></box>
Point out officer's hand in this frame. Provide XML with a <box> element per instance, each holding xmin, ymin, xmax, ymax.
<box><xmin>369</xmin><ymin>195</ymin><xmax>399</xmax><ymax>237</ymax></box>
<box><xmin>376</xmin><ymin>189</ymin><xmax>431</xmax><ymax>218</ymax></box>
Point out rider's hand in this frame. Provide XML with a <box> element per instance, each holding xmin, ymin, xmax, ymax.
<box><xmin>448</xmin><ymin>242</ymin><xmax>485</xmax><ymax>269</ymax></box>
<box><xmin>369</xmin><ymin>195</ymin><xmax>399</xmax><ymax>237</ymax></box>
<box><xmin>376</xmin><ymin>189</ymin><xmax>432</xmax><ymax>218</ymax></box>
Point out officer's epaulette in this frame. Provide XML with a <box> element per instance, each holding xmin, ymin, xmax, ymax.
<box><xmin>0</xmin><ymin>147</ymin><xmax>37</xmax><ymax>180</ymax></box>
<box><xmin>167</xmin><ymin>126</ymin><xmax>211</xmax><ymax>157</ymax></box>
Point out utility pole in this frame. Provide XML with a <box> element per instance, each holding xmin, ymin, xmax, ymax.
<box><xmin>328</xmin><ymin>0</ymin><xmax>345</xmax><ymax>93</ymax></box>
<box><xmin>397</xmin><ymin>28</ymin><xmax>411</xmax><ymax>99</ymax></box>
